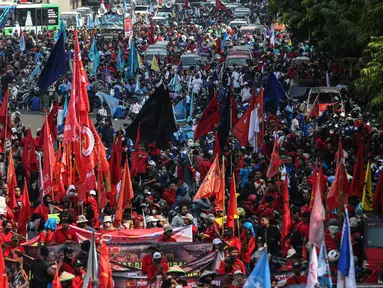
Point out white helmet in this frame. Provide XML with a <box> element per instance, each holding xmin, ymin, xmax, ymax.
<box><xmin>328</xmin><ymin>250</ymin><xmax>340</xmax><ymax>263</ymax></box>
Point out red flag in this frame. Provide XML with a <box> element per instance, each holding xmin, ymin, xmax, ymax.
<box><xmin>281</xmin><ymin>179</ymin><xmax>291</xmax><ymax>256</ymax></box>
<box><xmin>131</xmin><ymin>123</ymin><xmax>141</xmax><ymax>178</ymax></box>
<box><xmin>373</xmin><ymin>171</ymin><xmax>383</xmax><ymax>211</ymax></box>
<box><xmin>326</xmin><ymin>162</ymin><xmax>349</xmax><ymax>211</ymax></box>
<box><xmin>79</xmin><ymin>113</ymin><xmax>109</xmax><ymax>200</ymax></box>
<box><xmin>17</xmin><ymin>179</ymin><xmax>31</xmax><ymax>237</ymax></box>
<box><xmin>230</xmin><ymin>94</ymin><xmax>238</xmax><ymax>125</ymax></box>
<box><xmin>0</xmin><ymin>89</ymin><xmax>12</xmax><ymax>148</ymax></box>
<box><xmin>307</xmin><ymin>95</ymin><xmax>319</xmax><ymax>118</ymax></box>
<box><xmin>216</xmin><ymin>157</ymin><xmax>225</xmax><ymax>211</ymax></box>
<box><xmin>42</xmin><ymin>114</ymin><xmax>56</xmax><ymax>200</ymax></box>
<box><xmin>19</xmin><ymin>27</ymin><xmax>23</xmax><ymax>38</ymax></box>
<box><xmin>53</xmin><ymin>144</ymin><xmax>65</xmax><ymax>202</ymax></box>
<box><xmin>226</xmin><ymin>173</ymin><xmax>237</xmax><ymax>230</ymax></box>
<box><xmin>193</xmin><ymin>156</ymin><xmax>221</xmax><ymax>201</ymax></box>
<box><xmin>183</xmin><ymin>0</ymin><xmax>189</xmax><ymax>8</ymax></box>
<box><xmin>35</xmin><ymin>101</ymin><xmax>59</xmax><ymax>150</ymax></box>
<box><xmin>114</xmin><ymin>158</ymin><xmax>134</xmax><ymax>227</ymax></box>
<box><xmin>213</xmin><ymin>130</ymin><xmax>220</xmax><ymax>157</ymax></box>
<box><xmin>110</xmin><ymin>135</ymin><xmax>122</xmax><ymax>186</ymax></box>
<box><xmin>0</xmin><ymin>241</ymin><xmax>8</xmax><ymax>288</ymax></box>
<box><xmin>194</xmin><ymin>92</ymin><xmax>220</xmax><ymax>139</ymax></box>
<box><xmin>99</xmin><ymin>240</ymin><xmax>114</xmax><ymax>288</ymax></box>
<box><xmin>233</xmin><ymin>88</ymin><xmax>255</xmax><ymax>146</ymax></box>
<box><xmin>149</xmin><ymin>21</ymin><xmax>156</xmax><ymax>45</ymax></box>
<box><xmin>216</xmin><ymin>0</ymin><xmax>227</xmax><ymax>10</ymax></box>
<box><xmin>350</xmin><ymin>143</ymin><xmax>364</xmax><ymax>199</ymax></box>
<box><xmin>22</xmin><ymin>129</ymin><xmax>37</xmax><ymax>179</ymax></box>
<box><xmin>309</xmin><ymin>170</ymin><xmax>324</xmax><ymax>247</ymax></box>
<box><xmin>266</xmin><ymin>137</ymin><xmax>279</xmax><ymax>178</ymax></box>
<box><xmin>6</xmin><ymin>152</ymin><xmax>17</xmax><ymax>209</ymax></box>
<box><xmin>52</xmin><ymin>263</ymin><xmax>62</xmax><ymax>288</ymax></box>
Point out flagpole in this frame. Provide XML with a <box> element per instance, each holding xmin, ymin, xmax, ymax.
<box><xmin>221</xmin><ymin>155</ymin><xmax>225</xmax><ymax>235</ymax></box>
<box><xmin>3</xmin><ymin>89</ymin><xmax>8</xmax><ymax>151</ymax></box>
<box><xmin>338</xmin><ymin>137</ymin><xmax>343</xmax><ymax>226</ymax></box>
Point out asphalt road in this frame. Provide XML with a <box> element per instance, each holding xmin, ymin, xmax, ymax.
<box><xmin>19</xmin><ymin>111</ymin><xmax>129</xmax><ymax>136</ymax></box>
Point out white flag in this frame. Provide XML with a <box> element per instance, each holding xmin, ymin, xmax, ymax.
<box><xmin>306</xmin><ymin>247</ymin><xmax>318</xmax><ymax>288</ymax></box>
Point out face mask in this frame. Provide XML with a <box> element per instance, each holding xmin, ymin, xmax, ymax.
<box><xmin>104</xmin><ymin>223</ymin><xmax>111</xmax><ymax>228</ymax></box>
<box><xmin>152</xmin><ymin>210</ymin><xmax>158</xmax><ymax>215</ymax></box>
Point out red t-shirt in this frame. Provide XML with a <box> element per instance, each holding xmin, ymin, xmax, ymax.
<box><xmin>35</xmin><ymin>204</ymin><xmax>50</xmax><ymax>220</ymax></box>
<box><xmin>157</xmin><ymin>235</ymin><xmax>177</xmax><ymax>243</ymax></box>
<box><xmin>38</xmin><ymin>230</ymin><xmax>55</xmax><ymax>245</ymax></box>
<box><xmin>59</xmin><ymin>259</ymin><xmax>75</xmax><ymax>275</ymax></box>
<box><xmin>147</xmin><ymin>262</ymin><xmax>169</xmax><ymax>280</ymax></box>
<box><xmin>3</xmin><ymin>245</ymin><xmax>24</xmax><ymax>259</ymax></box>
<box><xmin>142</xmin><ymin>255</ymin><xmax>166</xmax><ymax>274</ymax></box>
<box><xmin>0</xmin><ymin>231</ymin><xmax>12</xmax><ymax>245</ymax></box>
<box><xmin>217</xmin><ymin>259</ymin><xmax>246</xmax><ymax>275</ymax></box>
<box><xmin>285</xmin><ymin>275</ymin><xmax>307</xmax><ymax>285</ymax></box>
<box><xmin>53</xmin><ymin>228</ymin><xmax>78</xmax><ymax>244</ymax></box>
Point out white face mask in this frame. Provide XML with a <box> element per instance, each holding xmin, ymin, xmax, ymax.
<box><xmin>152</xmin><ymin>210</ymin><xmax>158</xmax><ymax>215</ymax></box>
<box><xmin>104</xmin><ymin>222</ymin><xmax>111</xmax><ymax>228</ymax></box>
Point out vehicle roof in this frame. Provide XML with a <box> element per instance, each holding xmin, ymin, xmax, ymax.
<box><xmin>310</xmin><ymin>87</ymin><xmax>340</xmax><ymax>93</ymax></box>
<box><xmin>181</xmin><ymin>53</ymin><xmax>201</xmax><ymax>58</ymax></box>
<box><xmin>234</xmin><ymin>8</ymin><xmax>250</xmax><ymax>11</ymax></box>
<box><xmin>231</xmin><ymin>45</ymin><xmax>253</xmax><ymax>50</ymax></box>
<box><xmin>290</xmin><ymin>79</ymin><xmax>321</xmax><ymax>86</ymax></box>
<box><xmin>227</xmin><ymin>53</ymin><xmax>250</xmax><ymax>58</ymax></box>
<box><xmin>240</xmin><ymin>24</ymin><xmax>266</xmax><ymax>30</ymax></box>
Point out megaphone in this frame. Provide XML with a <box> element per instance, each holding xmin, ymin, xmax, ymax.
<box><xmin>98</xmin><ymin>7</ymin><xmax>107</xmax><ymax>15</ymax></box>
<box><xmin>117</xmin><ymin>6</ymin><xmax>124</xmax><ymax>15</ymax></box>
<box><xmin>165</xmin><ymin>1</ymin><xmax>172</xmax><ymax>8</ymax></box>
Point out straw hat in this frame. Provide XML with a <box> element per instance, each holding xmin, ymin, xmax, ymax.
<box><xmin>163</xmin><ymin>225</ymin><xmax>173</xmax><ymax>234</ymax></box>
<box><xmin>59</xmin><ymin>271</ymin><xmax>75</xmax><ymax>282</ymax></box>
<box><xmin>167</xmin><ymin>265</ymin><xmax>185</xmax><ymax>274</ymax></box>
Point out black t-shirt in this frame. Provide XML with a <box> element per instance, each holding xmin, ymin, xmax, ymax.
<box><xmin>30</xmin><ymin>258</ymin><xmax>54</xmax><ymax>288</ymax></box>
<box><xmin>161</xmin><ymin>279</ymin><xmax>188</xmax><ymax>288</ymax></box>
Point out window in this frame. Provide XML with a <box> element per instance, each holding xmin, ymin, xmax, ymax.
<box><xmin>16</xmin><ymin>8</ymin><xmax>36</xmax><ymax>27</ymax></box>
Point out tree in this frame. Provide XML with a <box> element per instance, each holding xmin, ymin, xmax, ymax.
<box><xmin>355</xmin><ymin>37</ymin><xmax>383</xmax><ymax>113</ymax></box>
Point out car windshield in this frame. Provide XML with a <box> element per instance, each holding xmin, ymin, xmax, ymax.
<box><xmin>227</xmin><ymin>57</ymin><xmax>247</xmax><ymax>66</ymax></box>
<box><xmin>135</xmin><ymin>7</ymin><xmax>147</xmax><ymax>11</ymax></box>
<box><xmin>182</xmin><ymin>57</ymin><xmax>200</xmax><ymax>66</ymax></box>
<box><xmin>309</xmin><ymin>92</ymin><xmax>340</xmax><ymax>104</ymax></box>
<box><xmin>290</xmin><ymin>86</ymin><xmax>310</xmax><ymax>98</ymax></box>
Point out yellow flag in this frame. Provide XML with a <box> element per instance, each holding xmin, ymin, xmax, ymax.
<box><xmin>138</xmin><ymin>55</ymin><xmax>143</xmax><ymax>67</ymax></box>
<box><xmin>362</xmin><ymin>161</ymin><xmax>373</xmax><ymax>211</ymax></box>
<box><xmin>151</xmin><ymin>56</ymin><xmax>160</xmax><ymax>72</ymax></box>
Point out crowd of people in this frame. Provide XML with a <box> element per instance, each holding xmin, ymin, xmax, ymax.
<box><xmin>0</xmin><ymin>0</ymin><xmax>382</xmax><ymax>287</ymax></box>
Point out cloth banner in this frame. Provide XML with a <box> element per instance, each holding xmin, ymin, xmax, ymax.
<box><xmin>22</xmin><ymin>225</ymin><xmax>193</xmax><ymax>245</ymax></box>
<box><xmin>174</xmin><ymin>99</ymin><xmax>187</xmax><ymax>123</ymax></box>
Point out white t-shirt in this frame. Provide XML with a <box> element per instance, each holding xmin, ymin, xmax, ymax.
<box><xmin>291</xmin><ymin>118</ymin><xmax>299</xmax><ymax>132</ymax></box>
<box><xmin>191</xmin><ymin>78</ymin><xmax>203</xmax><ymax>94</ymax></box>
<box><xmin>232</xmin><ymin>71</ymin><xmax>240</xmax><ymax>88</ymax></box>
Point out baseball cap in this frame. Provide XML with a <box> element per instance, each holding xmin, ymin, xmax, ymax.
<box><xmin>153</xmin><ymin>252</ymin><xmax>162</xmax><ymax>260</ymax></box>
<box><xmin>212</xmin><ymin>238</ymin><xmax>222</xmax><ymax>245</ymax></box>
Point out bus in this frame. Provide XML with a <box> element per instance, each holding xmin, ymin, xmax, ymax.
<box><xmin>0</xmin><ymin>3</ymin><xmax>60</xmax><ymax>35</ymax></box>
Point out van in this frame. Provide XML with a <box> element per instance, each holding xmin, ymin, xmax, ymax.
<box><xmin>288</xmin><ymin>79</ymin><xmax>321</xmax><ymax>102</ymax></box>
<box><xmin>307</xmin><ymin>86</ymin><xmax>343</xmax><ymax>114</ymax></box>
<box><xmin>134</xmin><ymin>5</ymin><xmax>149</xmax><ymax>15</ymax></box>
<box><xmin>233</xmin><ymin>8</ymin><xmax>250</xmax><ymax>18</ymax></box>
<box><xmin>144</xmin><ymin>49</ymin><xmax>167</xmax><ymax>63</ymax></box>
<box><xmin>228</xmin><ymin>19</ymin><xmax>248</xmax><ymax>28</ymax></box>
<box><xmin>225</xmin><ymin>51</ymin><xmax>250</xmax><ymax>69</ymax></box>
<box><xmin>180</xmin><ymin>53</ymin><xmax>207</xmax><ymax>69</ymax></box>
<box><xmin>239</xmin><ymin>24</ymin><xmax>266</xmax><ymax>34</ymax></box>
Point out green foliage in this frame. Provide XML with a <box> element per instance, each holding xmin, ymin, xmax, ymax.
<box><xmin>355</xmin><ymin>37</ymin><xmax>383</xmax><ymax>110</ymax></box>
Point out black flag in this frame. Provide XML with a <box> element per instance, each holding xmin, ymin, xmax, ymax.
<box><xmin>218</xmin><ymin>89</ymin><xmax>232</xmax><ymax>149</ymax></box>
<box><xmin>126</xmin><ymin>84</ymin><xmax>177</xmax><ymax>150</ymax></box>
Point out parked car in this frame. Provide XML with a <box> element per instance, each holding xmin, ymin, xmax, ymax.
<box><xmin>180</xmin><ymin>53</ymin><xmax>207</xmax><ymax>69</ymax></box>
<box><xmin>307</xmin><ymin>86</ymin><xmax>344</xmax><ymax>113</ymax></box>
<box><xmin>225</xmin><ymin>51</ymin><xmax>251</xmax><ymax>69</ymax></box>
<box><xmin>228</xmin><ymin>19</ymin><xmax>248</xmax><ymax>28</ymax></box>
<box><xmin>288</xmin><ymin>79</ymin><xmax>321</xmax><ymax>102</ymax></box>
<box><xmin>233</xmin><ymin>7</ymin><xmax>250</xmax><ymax>18</ymax></box>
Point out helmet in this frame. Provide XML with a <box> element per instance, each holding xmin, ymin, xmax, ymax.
<box><xmin>328</xmin><ymin>250</ymin><xmax>340</xmax><ymax>263</ymax></box>
<box><xmin>237</xmin><ymin>208</ymin><xmax>246</xmax><ymax>217</ymax></box>
<box><xmin>248</xmin><ymin>194</ymin><xmax>257</xmax><ymax>203</ymax></box>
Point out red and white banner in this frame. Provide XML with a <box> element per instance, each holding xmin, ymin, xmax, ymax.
<box><xmin>23</xmin><ymin>225</ymin><xmax>193</xmax><ymax>245</ymax></box>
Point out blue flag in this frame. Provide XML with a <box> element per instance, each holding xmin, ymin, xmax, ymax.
<box><xmin>264</xmin><ymin>72</ymin><xmax>285</xmax><ymax>107</ymax></box>
<box><xmin>19</xmin><ymin>33</ymin><xmax>25</xmax><ymax>52</ymax></box>
<box><xmin>174</xmin><ymin>99</ymin><xmax>187</xmax><ymax>123</ymax></box>
<box><xmin>28</xmin><ymin>63</ymin><xmax>41</xmax><ymax>81</ymax></box>
<box><xmin>168</xmin><ymin>74</ymin><xmax>182</xmax><ymax>92</ymax></box>
<box><xmin>337</xmin><ymin>209</ymin><xmax>357</xmax><ymax>288</ymax></box>
<box><xmin>37</xmin><ymin>32</ymin><xmax>67</xmax><ymax>91</ymax></box>
<box><xmin>96</xmin><ymin>92</ymin><xmax>119</xmax><ymax>117</ymax></box>
<box><xmin>318</xmin><ymin>244</ymin><xmax>333</xmax><ymax>288</ymax></box>
<box><xmin>125</xmin><ymin>42</ymin><xmax>139</xmax><ymax>81</ymax></box>
<box><xmin>76</xmin><ymin>13</ymin><xmax>81</xmax><ymax>28</ymax></box>
<box><xmin>94</xmin><ymin>15</ymin><xmax>100</xmax><ymax>27</ymax></box>
<box><xmin>54</xmin><ymin>18</ymin><xmax>66</xmax><ymax>42</ymax></box>
<box><xmin>87</xmin><ymin>14</ymin><xmax>94</xmax><ymax>28</ymax></box>
<box><xmin>123</xmin><ymin>0</ymin><xmax>128</xmax><ymax>17</ymax></box>
<box><xmin>244</xmin><ymin>249</ymin><xmax>271</xmax><ymax>288</ymax></box>
<box><xmin>88</xmin><ymin>38</ymin><xmax>100</xmax><ymax>76</ymax></box>
<box><xmin>117</xmin><ymin>48</ymin><xmax>125</xmax><ymax>72</ymax></box>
